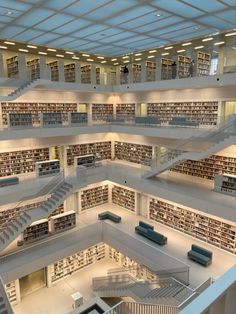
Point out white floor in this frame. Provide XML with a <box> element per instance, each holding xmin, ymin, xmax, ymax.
<box><xmin>13</xmin><ymin>259</ymin><xmax>118</xmax><ymax>314</ymax></box>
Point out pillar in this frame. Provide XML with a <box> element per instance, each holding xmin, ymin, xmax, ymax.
<box><xmin>58</xmin><ymin>59</ymin><xmax>65</xmax><ymax>82</ymax></box>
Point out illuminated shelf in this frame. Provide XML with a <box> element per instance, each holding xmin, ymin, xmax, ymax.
<box><xmin>112</xmin><ymin>185</ymin><xmax>135</xmax><ymax>212</ymax></box>
<box><xmin>81</xmin><ymin>185</ymin><xmax>109</xmax><ymax>211</ymax></box>
<box><xmin>115</xmin><ymin>141</ymin><xmax>152</xmax><ymax>165</ymax></box>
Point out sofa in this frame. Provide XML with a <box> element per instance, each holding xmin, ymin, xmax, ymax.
<box><xmin>135</xmin><ymin>221</ymin><xmax>167</xmax><ymax>245</ymax></box>
<box><xmin>98</xmin><ymin>211</ymin><xmax>121</xmax><ymax>223</ymax></box>
<box><xmin>187</xmin><ymin>244</ymin><xmax>213</xmax><ymax>266</ymax></box>
<box><xmin>0</xmin><ymin>176</ymin><xmax>19</xmax><ymax>187</ymax></box>
<box><xmin>169</xmin><ymin>117</ymin><xmax>199</xmax><ymax>127</ymax></box>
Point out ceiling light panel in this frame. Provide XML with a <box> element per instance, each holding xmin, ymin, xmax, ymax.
<box><xmin>197</xmin><ymin>16</ymin><xmax>232</xmax><ymax>29</ymax></box>
<box><xmin>152</xmin><ymin>0</ymin><xmax>203</xmax><ymax>18</ymax></box>
<box><xmin>16</xmin><ymin>8</ymin><xmax>55</xmax><ymax>26</ymax></box>
<box><xmin>137</xmin><ymin>16</ymin><xmax>183</xmax><ymax>33</ymax></box>
<box><xmin>64</xmin><ymin>0</ymin><xmax>112</xmax><ymax>16</ymax></box>
<box><xmin>55</xmin><ymin>19</ymin><xmax>92</xmax><ymax>35</ymax></box>
<box><xmin>30</xmin><ymin>33</ymin><xmax>60</xmax><ymax>44</ymax></box>
<box><xmin>0</xmin><ymin>26</ymin><xmax>25</xmax><ymax>37</ymax></box>
<box><xmin>35</xmin><ymin>14</ymin><xmax>72</xmax><ymax>31</ymax></box>
<box><xmin>225</xmin><ymin>32</ymin><xmax>236</xmax><ymax>37</ymax></box>
<box><xmin>182</xmin><ymin>0</ymin><xmax>226</xmax><ymax>12</ymax></box>
<box><xmin>46</xmin><ymin>0</ymin><xmax>76</xmax><ymax>10</ymax></box>
<box><xmin>216</xmin><ymin>9</ymin><xmax>236</xmax><ymax>24</ymax></box>
<box><xmin>15</xmin><ymin>29</ymin><xmax>44</xmax><ymax>41</ymax></box>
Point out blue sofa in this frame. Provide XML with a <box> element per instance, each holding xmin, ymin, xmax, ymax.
<box><xmin>187</xmin><ymin>244</ymin><xmax>213</xmax><ymax>266</ymax></box>
<box><xmin>98</xmin><ymin>211</ymin><xmax>121</xmax><ymax>223</ymax></box>
<box><xmin>135</xmin><ymin>221</ymin><xmax>167</xmax><ymax>245</ymax></box>
<box><xmin>169</xmin><ymin>117</ymin><xmax>199</xmax><ymax>127</ymax></box>
<box><xmin>0</xmin><ymin>176</ymin><xmax>19</xmax><ymax>187</ymax></box>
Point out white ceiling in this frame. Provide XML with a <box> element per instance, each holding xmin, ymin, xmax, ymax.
<box><xmin>0</xmin><ymin>0</ymin><xmax>236</xmax><ymax>56</ymax></box>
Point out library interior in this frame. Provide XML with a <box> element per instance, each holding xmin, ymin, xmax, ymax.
<box><xmin>0</xmin><ymin>1</ymin><xmax>236</xmax><ymax>314</ymax></box>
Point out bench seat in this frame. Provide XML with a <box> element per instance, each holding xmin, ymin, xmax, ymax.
<box><xmin>0</xmin><ymin>177</ymin><xmax>19</xmax><ymax>187</ymax></box>
<box><xmin>187</xmin><ymin>244</ymin><xmax>212</xmax><ymax>266</ymax></box>
<box><xmin>98</xmin><ymin>211</ymin><xmax>121</xmax><ymax>223</ymax></box>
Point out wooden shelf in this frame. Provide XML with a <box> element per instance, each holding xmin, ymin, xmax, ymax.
<box><xmin>0</xmin><ymin>147</ymin><xmax>49</xmax><ymax>177</ymax></box>
<box><xmin>92</xmin><ymin>104</ymin><xmax>113</xmax><ymax>121</ymax></box>
<box><xmin>47</xmin><ymin>61</ymin><xmax>59</xmax><ymax>81</ymax></box>
<box><xmin>51</xmin><ymin>210</ymin><xmax>76</xmax><ymax>233</ymax></box>
<box><xmin>35</xmin><ymin>159</ymin><xmax>60</xmax><ymax>177</ymax></box>
<box><xmin>27</xmin><ymin>58</ymin><xmax>40</xmax><ymax>80</ymax></box>
<box><xmin>64</xmin><ymin>63</ymin><xmax>76</xmax><ymax>82</ymax></box>
<box><xmin>147</xmin><ymin>101</ymin><xmax>218</xmax><ymax>126</ymax></box>
<box><xmin>115</xmin><ymin>141</ymin><xmax>152</xmax><ymax>165</ymax></box>
<box><xmin>161</xmin><ymin>58</ymin><xmax>173</xmax><ymax>80</ymax></box>
<box><xmin>214</xmin><ymin>174</ymin><xmax>236</xmax><ymax>196</ymax></box>
<box><xmin>49</xmin><ymin>243</ymin><xmax>106</xmax><ymax>283</ymax></box>
<box><xmin>146</xmin><ymin>61</ymin><xmax>156</xmax><ymax>81</ymax></box>
<box><xmin>6</xmin><ymin>56</ymin><xmax>18</xmax><ymax>78</ymax></box>
<box><xmin>5</xmin><ymin>281</ymin><xmax>18</xmax><ymax>304</ymax></box>
<box><xmin>81</xmin><ymin>65</ymin><xmax>91</xmax><ymax>84</ymax></box>
<box><xmin>81</xmin><ymin>184</ymin><xmax>109</xmax><ymax>211</ymax></box>
<box><xmin>75</xmin><ymin>154</ymin><xmax>95</xmax><ymax>168</ymax></box>
<box><xmin>178</xmin><ymin>55</ymin><xmax>191</xmax><ymax>78</ymax></box>
<box><xmin>170</xmin><ymin>154</ymin><xmax>236</xmax><ymax>180</ymax></box>
<box><xmin>149</xmin><ymin>197</ymin><xmax>236</xmax><ymax>254</ymax></box>
<box><xmin>23</xmin><ymin>218</ymin><xmax>49</xmax><ymax>243</ymax></box>
<box><xmin>116</xmin><ymin>103</ymin><xmax>135</xmax><ymax>117</ymax></box>
<box><xmin>196</xmin><ymin>51</ymin><xmax>211</xmax><ymax>77</ymax></box>
<box><xmin>67</xmin><ymin>141</ymin><xmax>112</xmax><ymax>166</ymax></box>
<box><xmin>42</xmin><ymin>112</ymin><xmax>63</xmax><ymax>126</ymax></box>
<box><xmin>8</xmin><ymin>113</ymin><xmax>33</xmax><ymax>128</ymax></box>
<box><xmin>112</xmin><ymin>185</ymin><xmax>135</xmax><ymax>212</ymax></box>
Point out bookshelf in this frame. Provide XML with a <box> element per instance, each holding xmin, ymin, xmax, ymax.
<box><xmin>6</xmin><ymin>56</ymin><xmax>18</xmax><ymax>78</ymax></box>
<box><xmin>81</xmin><ymin>65</ymin><xmax>91</xmax><ymax>84</ymax></box>
<box><xmin>47</xmin><ymin>61</ymin><xmax>59</xmax><ymax>81</ymax></box>
<box><xmin>27</xmin><ymin>58</ymin><xmax>40</xmax><ymax>80</ymax></box>
<box><xmin>133</xmin><ymin>63</ymin><xmax>141</xmax><ymax>83</ymax></box>
<box><xmin>42</xmin><ymin>112</ymin><xmax>63</xmax><ymax>126</ymax></box>
<box><xmin>70</xmin><ymin>112</ymin><xmax>88</xmax><ymax>125</ymax></box>
<box><xmin>49</xmin><ymin>203</ymin><xmax>64</xmax><ymax>217</ymax></box>
<box><xmin>116</xmin><ymin>103</ymin><xmax>136</xmax><ymax>117</ymax></box>
<box><xmin>146</xmin><ymin>61</ymin><xmax>156</xmax><ymax>81</ymax></box>
<box><xmin>48</xmin><ymin>243</ymin><xmax>106</xmax><ymax>284</ymax></box>
<box><xmin>96</xmin><ymin>67</ymin><xmax>100</xmax><ymax>84</ymax></box>
<box><xmin>112</xmin><ymin>185</ymin><xmax>135</xmax><ymax>212</ymax></box>
<box><xmin>0</xmin><ymin>147</ymin><xmax>49</xmax><ymax>177</ymax></box>
<box><xmin>161</xmin><ymin>58</ymin><xmax>173</xmax><ymax>80</ymax></box>
<box><xmin>114</xmin><ymin>141</ymin><xmax>152</xmax><ymax>165</ymax></box>
<box><xmin>67</xmin><ymin>141</ymin><xmax>112</xmax><ymax>166</ymax></box>
<box><xmin>35</xmin><ymin>160</ymin><xmax>60</xmax><ymax>177</ymax></box>
<box><xmin>196</xmin><ymin>51</ymin><xmax>211</xmax><ymax>76</ymax></box>
<box><xmin>214</xmin><ymin>174</ymin><xmax>236</xmax><ymax>196</ymax></box>
<box><xmin>108</xmin><ymin>246</ymin><xmax>156</xmax><ymax>280</ymax></box>
<box><xmin>75</xmin><ymin>154</ymin><xmax>95</xmax><ymax>168</ymax></box>
<box><xmin>92</xmin><ymin>104</ymin><xmax>113</xmax><ymax>121</ymax></box>
<box><xmin>81</xmin><ymin>185</ymin><xmax>109</xmax><ymax>211</ymax></box>
<box><xmin>64</xmin><ymin>63</ymin><xmax>76</xmax><ymax>82</ymax></box>
<box><xmin>170</xmin><ymin>154</ymin><xmax>236</xmax><ymax>180</ymax></box>
<box><xmin>51</xmin><ymin>210</ymin><xmax>76</xmax><ymax>233</ymax></box>
<box><xmin>1</xmin><ymin>102</ymin><xmax>78</xmax><ymax>126</ymax></box>
<box><xmin>7</xmin><ymin>113</ymin><xmax>33</xmax><ymax>128</ymax></box>
<box><xmin>23</xmin><ymin>218</ymin><xmax>49</xmax><ymax>243</ymax></box>
<box><xmin>149</xmin><ymin>197</ymin><xmax>236</xmax><ymax>254</ymax></box>
<box><xmin>178</xmin><ymin>55</ymin><xmax>191</xmax><ymax>78</ymax></box>
<box><xmin>147</xmin><ymin>101</ymin><xmax>219</xmax><ymax>126</ymax></box>
<box><xmin>5</xmin><ymin>280</ymin><xmax>19</xmax><ymax>305</ymax></box>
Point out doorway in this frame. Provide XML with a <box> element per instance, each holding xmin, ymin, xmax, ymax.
<box><xmin>19</xmin><ymin>268</ymin><xmax>46</xmax><ymax>298</ymax></box>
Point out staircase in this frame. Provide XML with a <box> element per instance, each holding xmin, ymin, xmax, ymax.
<box><xmin>0</xmin><ymin>279</ymin><xmax>13</xmax><ymax>314</ymax></box>
<box><xmin>0</xmin><ymin>180</ymin><xmax>73</xmax><ymax>251</ymax></box>
<box><xmin>0</xmin><ymin>79</ymin><xmax>40</xmax><ymax>101</ymax></box>
<box><xmin>92</xmin><ymin>274</ymin><xmax>193</xmax><ymax>306</ymax></box>
<box><xmin>144</xmin><ymin>117</ymin><xmax>236</xmax><ymax>179</ymax></box>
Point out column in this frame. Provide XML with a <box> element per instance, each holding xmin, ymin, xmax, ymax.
<box><xmin>116</xmin><ymin>66</ymin><xmax>121</xmax><ymax>85</ymax></box>
<box><xmin>87</xmin><ymin>103</ymin><xmax>93</xmax><ymax>125</ymax></box>
<box><xmin>141</xmin><ymin>60</ymin><xmax>146</xmax><ymax>82</ymax></box>
<box><xmin>99</xmin><ymin>66</ymin><xmax>105</xmax><ymax>85</ymax></box>
<box><xmin>39</xmin><ymin>56</ymin><xmax>48</xmax><ymax>79</ymax></box>
<box><xmin>156</xmin><ymin>57</ymin><xmax>162</xmax><ymax>80</ymax></box>
<box><xmin>0</xmin><ymin>52</ymin><xmax>5</xmax><ymax>77</ymax></box>
<box><xmin>58</xmin><ymin>59</ymin><xmax>65</xmax><ymax>82</ymax></box>
<box><xmin>128</xmin><ymin>63</ymin><xmax>133</xmax><ymax>84</ymax></box>
<box><xmin>138</xmin><ymin>193</ymin><xmax>149</xmax><ymax>218</ymax></box>
<box><xmin>91</xmin><ymin>63</ymin><xmax>96</xmax><ymax>85</ymax></box>
<box><xmin>18</xmin><ymin>53</ymin><xmax>27</xmax><ymax>80</ymax></box>
<box><xmin>75</xmin><ymin>62</ymin><xmax>81</xmax><ymax>83</ymax></box>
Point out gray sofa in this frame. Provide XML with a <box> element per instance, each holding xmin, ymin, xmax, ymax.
<box><xmin>187</xmin><ymin>244</ymin><xmax>213</xmax><ymax>266</ymax></box>
<box><xmin>135</xmin><ymin>221</ymin><xmax>167</xmax><ymax>245</ymax></box>
<box><xmin>98</xmin><ymin>211</ymin><xmax>121</xmax><ymax>223</ymax></box>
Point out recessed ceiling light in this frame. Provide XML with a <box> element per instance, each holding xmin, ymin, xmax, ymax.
<box><xmin>177</xmin><ymin>49</ymin><xmax>186</xmax><ymax>53</ymax></box>
<box><xmin>0</xmin><ymin>46</ymin><xmax>7</xmax><ymax>49</ymax></box>
<box><xmin>193</xmin><ymin>26</ymin><xmax>200</xmax><ymax>30</ymax></box>
<box><xmin>202</xmin><ymin>37</ymin><xmax>213</xmax><ymax>42</ymax></box>
<box><xmin>47</xmin><ymin>48</ymin><xmax>56</xmax><ymax>52</ymax></box>
<box><xmin>82</xmin><ymin>53</ymin><xmax>90</xmax><ymax>57</ymax></box>
<box><xmin>38</xmin><ymin>51</ymin><xmax>47</xmax><ymax>55</ymax></box>
<box><xmin>135</xmin><ymin>53</ymin><xmax>142</xmax><ymax>56</ymax></box>
<box><xmin>156</xmin><ymin>13</ymin><xmax>161</xmax><ymax>17</ymax></box>
<box><xmin>111</xmin><ymin>58</ymin><xmax>117</xmax><ymax>61</ymax></box>
<box><xmin>114</xmin><ymin>63</ymin><xmax>119</xmax><ymax>65</ymax></box>
<box><xmin>72</xmin><ymin>56</ymin><xmax>80</xmax><ymax>60</ymax></box>
<box><xmin>182</xmin><ymin>42</ymin><xmax>192</xmax><ymax>46</ymax></box>
<box><xmin>56</xmin><ymin>54</ymin><xmax>64</xmax><ymax>57</ymax></box>
<box><xmin>214</xmin><ymin>41</ymin><xmax>225</xmax><ymax>46</ymax></box>
<box><xmin>164</xmin><ymin>46</ymin><xmax>173</xmax><ymax>50</ymax></box>
<box><xmin>122</xmin><ymin>56</ymin><xmax>129</xmax><ymax>59</ymax></box>
<box><xmin>18</xmin><ymin>49</ymin><xmax>28</xmax><ymax>52</ymax></box>
<box><xmin>147</xmin><ymin>55</ymin><xmax>155</xmax><ymax>58</ymax></box>
<box><xmin>135</xmin><ymin>58</ymin><xmax>142</xmax><ymax>61</ymax></box>
<box><xmin>4</xmin><ymin>41</ymin><xmax>15</xmax><ymax>45</ymax></box>
<box><xmin>87</xmin><ymin>58</ymin><xmax>94</xmax><ymax>61</ymax></box>
<box><xmin>161</xmin><ymin>52</ymin><xmax>170</xmax><ymax>56</ymax></box>
<box><xmin>149</xmin><ymin>50</ymin><xmax>157</xmax><ymax>53</ymax></box>
<box><xmin>97</xmin><ymin>56</ymin><xmax>104</xmax><ymax>59</ymax></box>
<box><xmin>225</xmin><ymin>32</ymin><xmax>236</xmax><ymax>37</ymax></box>
<box><xmin>123</xmin><ymin>60</ymin><xmax>129</xmax><ymax>63</ymax></box>
<box><xmin>194</xmin><ymin>45</ymin><xmax>204</xmax><ymax>49</ymax></box>
<box><xmin>232</xmin><ymin>47</ymin><xmax>236</xmax><ymax>50</ymax></box>
<box><xmin>65</xmin><ymin>51</ymin><xmax>74</xmax><ymax>55</ymax></box>
<box><xmin>27</xmin><ymin>45</ymin><xmax>37</xmax><ymax>49</ymax></box>
<box><xmin>101</xmin><ymin>60</ymin><xmax>107</xmax><ymax>63</ymax></box>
